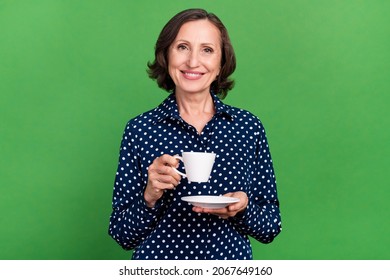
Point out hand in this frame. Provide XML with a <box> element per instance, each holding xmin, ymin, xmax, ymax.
<box><xmin>192</xmin><ymin>191</ymin><xmax>249</xmax><ymax>219</ymax></box>
<box><xmin>144</xmin><ymin>154</ymin><xmax>181</xmax><ymax>208</ymax></box>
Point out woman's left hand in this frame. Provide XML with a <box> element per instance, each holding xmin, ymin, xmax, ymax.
<box><xmin>192</xmin><ymin>191</ymin><xmax>248</xmax><ymax>219</ymax></box>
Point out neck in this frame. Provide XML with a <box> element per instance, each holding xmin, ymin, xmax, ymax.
<box><xmin>176</xmin><ymin>92</ymin><xmax>215</xmax><ymax>116</ymax></box>
<box><xmin>175</xmin><ymin>91</ymin><xmax>216</xmax><ymax>134</ymax></box>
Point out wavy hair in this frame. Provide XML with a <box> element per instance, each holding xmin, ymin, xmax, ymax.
<box><xmin>147</xmin><ymin>8</ymin><xmax>236</xmax><ymax>99</ymax></box>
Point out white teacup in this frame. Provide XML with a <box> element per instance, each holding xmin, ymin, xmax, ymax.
<box><xmin>173</xmin><ymin>152</ymin><xmax>216</xmax><ymax>183</ymax></box>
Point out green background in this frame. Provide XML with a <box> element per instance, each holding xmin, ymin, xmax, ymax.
<box><xmin>1</xmin><ymin>0</ymin><xmax>389</xmax><ymax>260</ymax></box>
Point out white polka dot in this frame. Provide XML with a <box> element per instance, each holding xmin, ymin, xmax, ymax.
<box><xmin>108</xmin><ymin>93</ymin><xmax>281</xmax><ymax>260</ymax></box>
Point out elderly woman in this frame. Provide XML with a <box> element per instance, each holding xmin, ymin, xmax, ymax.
<box><xmin>108</xmin><ymin>8</ymin><xmax>282</xmax><ymax>260</ymax></box>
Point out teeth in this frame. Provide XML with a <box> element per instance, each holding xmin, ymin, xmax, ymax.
<box><xmin>184</xmin><ymin>72</ymin><xmax>202</xmax><ymax>77</ymax></box>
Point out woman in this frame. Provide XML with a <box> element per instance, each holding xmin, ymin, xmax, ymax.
<box><xmin>108</xmin><ymin>8</ymin><xmax>282</xmax><ymax>260</ymax></box>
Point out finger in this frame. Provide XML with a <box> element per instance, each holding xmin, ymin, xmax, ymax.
<box><xmin>192</xmin><ymin>206</ymin><xmax>204</xmax><ymax>213</ymax></box>
<box><xmin>159</xmin><ymin>165</ymin><xmax>182</xmax><ymax>182</ymax></box>
<box><xmin>159</xmin><ymin>154</ymin><xmax>180</xmax><ymax>167</ymax></box>
<box><xmin>168</xmin><ymin>168</ymin><xmax>182</xmax><ymax>183</ymax></box>
<box><xmin>203</xmin><ymin>204</ymin><xmax>241</xmax><ymax>218</ymax></box>
<box><xmin>228</xmin><ymin>201</ymin><xmax>243</xmax><ymax>212</ymax></box>
<box><xmin>192</xmin><ymin>206</ymin><xmax>215</xmax><ymax>214</ymax></box>
<box><xmin>153</xmin><ymin>158</ymin><xmax>181</xmax><ymax>183</ymax></box>
<box><xmin>224</xmin><ymin>192</ymin><xmax>248</xmax><ymax>211</ymax></box>
<box><xmin>192</xmin><ymin>206</ymin><xmax>234</xmax><ymax>219</ymax></box>
<box><xmin>199</xmin><ymin>207</ymin><xmax>229</xmax><ymax>215</ymax></box>
<box><xmin>223</xmin><ymin>192</ymin><xmax>234</xmax><ymax>197</ymax></box>
<box><xmin>150</xmin><ymin>164</ymin><xmax>181</xmax><ymax>185</ymax></box>
<box><xmin>151</xmin><ymin>179</ymin><xmax>176</xmax><ymax>191</ymax></box>
<box><xmin>156</xmin><ymin>174</ymin><xmax>180</xmax><ymax>186</ymax></box>
<box><xmin>218</xmin><ymin>215</ymin><xmax>230</xmax><ymax>219</ymax></box>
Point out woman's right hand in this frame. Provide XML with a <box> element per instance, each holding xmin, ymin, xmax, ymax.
<box><xmin>144</xmin><ymin>154</ymin><xmax>181</xmax><ymax>208</ymax></box>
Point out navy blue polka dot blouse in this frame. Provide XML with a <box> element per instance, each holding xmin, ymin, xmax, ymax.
<box><xmin>108</xmin><ymin>93</ymin><xmax>282</xmax><ymax>260</ymax></box>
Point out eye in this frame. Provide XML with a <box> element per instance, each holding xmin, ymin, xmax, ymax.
<box><xmin>177</xmin><ymin>44</ymin><xmax>188</xmax><ymax>51</ymax></box>
<box><xmin>203</xmin><ymin>47</ymin><xmax>214</xmax><ymax>54</ymax></box>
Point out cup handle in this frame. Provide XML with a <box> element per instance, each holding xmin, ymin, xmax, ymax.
<box><xmin>172</xmin><ymin>155</ymin><xmax>186</xmax><ymax>177</ymax></box>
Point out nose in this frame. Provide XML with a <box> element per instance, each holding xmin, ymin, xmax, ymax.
<box><xmin>187</xmin><ymin>50</ymin><xmax>200</xmax><ymax>68</ymax></box>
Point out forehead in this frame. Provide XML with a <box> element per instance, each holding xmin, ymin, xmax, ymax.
<box><xmin>175</xmin><ymin>19</ymin><xmax>221</xmax><ymax>44</ymax></box>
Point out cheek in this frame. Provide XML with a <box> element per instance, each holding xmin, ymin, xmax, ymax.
<box><xmin>167</xmin><ymin>64</ymin><xmax>177</xmax><ymax>84</ymax></box>
<box><xmin>207</xmin><ymin>56</ymin><xmax>222</xmax><ymax>73</ymax></box>
<box><xmin>168</xmin><ymin>51</ymin><xmax>186</xmax><ymax>67</ymax></box>
<box><xmin>167</xmin><ymin>57</ymin><xmax>178</xmax><ymax>77</ymax></box>
<box><xmin>208</xmin><ymin>60</ymin><xmax>221</xmax><ymax>76</ymax></box>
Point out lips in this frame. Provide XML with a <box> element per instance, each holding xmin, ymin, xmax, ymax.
<box><xmin>181</xmin><ymin>70</ymin><xmax>204</xmax><ymax>80</ymax></box>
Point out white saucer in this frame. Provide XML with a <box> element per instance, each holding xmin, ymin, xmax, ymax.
<box><xmin>181</xmin><ymin>195</ymin><xmax>240</xmax><ymax>209</ymax></box>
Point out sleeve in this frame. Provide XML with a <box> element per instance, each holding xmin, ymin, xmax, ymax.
<box><xmin>230</xmin><ymin>120</ymin><xmax>282</xmax><ymax>244</ymax></box>
<box><xmin>108</xmin><ymin>122</ymin><xmax>165</xmax><ymax>250</ymax></box>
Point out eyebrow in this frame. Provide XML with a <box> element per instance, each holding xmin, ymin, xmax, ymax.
<box><xmin>174</xmin><ymin>39</ymin><xmax>218</xmax><ymax>47</ymax></box>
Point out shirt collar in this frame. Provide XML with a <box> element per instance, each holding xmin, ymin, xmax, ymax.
<box><xmin>152</xmin><ymin>92</ymin><xmax>234</xmax><ymax>124</ymax></box>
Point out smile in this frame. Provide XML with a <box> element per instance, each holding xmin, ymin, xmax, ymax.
<box><xmin>181</xmin><ymin>71</ymin><xmax>204</xmax><ymax>79</ymax></box>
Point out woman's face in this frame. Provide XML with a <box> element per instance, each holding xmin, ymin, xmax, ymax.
<box><xmin>168</xmin><ymin>19</ymin><xmax>222</xmax><ymax>96</ymax></box>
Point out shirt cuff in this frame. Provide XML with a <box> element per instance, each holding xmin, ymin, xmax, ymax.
<box><xmin>232</xmin><ymin>198</ymin><xmax>254</xmax><ymax>222</ymax></box>
<box><xmin>137</xmin><ymin>194</ymin><xmax>164</xmax><ymax>218</ymax></box>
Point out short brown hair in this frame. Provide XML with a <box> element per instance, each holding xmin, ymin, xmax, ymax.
<box><xmin>147</xmin><ymin>8</ymin><xmax>236</xmax><ymax>99</ymax></box>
